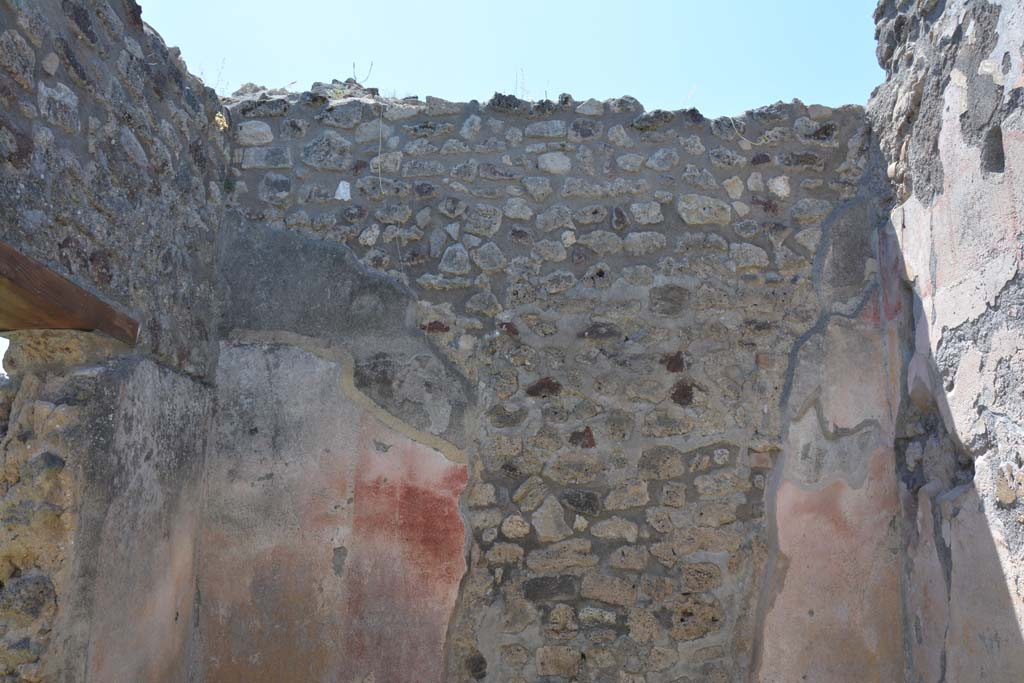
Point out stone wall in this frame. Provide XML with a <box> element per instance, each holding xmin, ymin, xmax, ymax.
<box><xmin>0</xmin><ymin>0</ymin><xmax>230</xmax><ymax>377</ymax></box>
<box><xmin>870</xmin><ymin>0</ymin><xmax>1024</xmax><ymax>679</ymax></box>
<box><xmin>0</xmin><ymin>0</ymin><xmax>1023</xmax><ymax>681</ymax></box>
<box><xmin>0</xmin><ymin>0</ymin><xmax>229</xmax><ymax>679</ymax></box>
<box><xmin>219</xmin><ymin>83</ymin><xmax>901</xmax><ymax>682</ymax></box>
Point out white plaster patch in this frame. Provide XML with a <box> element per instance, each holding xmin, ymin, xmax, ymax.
<box><xmin>335</xmin><ymin>180</ymin><xmax>351</xmax><ymax>201</ymax></box>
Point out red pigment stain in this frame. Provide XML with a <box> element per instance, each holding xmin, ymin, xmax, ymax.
<box><xmin>859</xmin><ymin>294</ymin><xmax>882</xmax><ymax>326</ymax></box>
<box><xmin>337</xmin><ymin>417</ymin><xmax>468</xmax><ymax>683</ymax></box>
<box><xmin>398</xmin><ymin>481</ymin><xmax>468</xmax><ymax>583</ymax></box>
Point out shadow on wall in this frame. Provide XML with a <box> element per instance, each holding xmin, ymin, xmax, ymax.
<box><xmin>879</xmin><ymin>215</ymin><xmax>1024</xmax><ymax>681</ymax></box>
<box><xmin>752</xmin><ymin>119</ymin><xmax>1024</xmax><ymax>681</ymax></box>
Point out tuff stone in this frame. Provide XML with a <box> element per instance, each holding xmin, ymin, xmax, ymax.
<box><xmin>639</xmin><ymin>446</ymin><xmax>686</xmax><ymax>479</ymax></box>
<box><xmin>581</xmin><ymin>572</ymin><xmax>639</xmax><ymax>607</ymax></box>
<box><xmin>465</xmin><ymin>204</ymin><xmax>503</xmax><ymax>237</ymax></box>
<box><xmin>236</xmin><ymin>121</ymin><xmax>274</xmax><ymax>146</ymax></box>
<box><xmin>605</xmin><ymin>480</ymin><xmax>650</xmax><ymax>510</ymax></box>
<box><xmin>524</xmin><ymin>574</ymin><xmax>579</xmax><ymax>602</ymax></box>
<box><xmin>532</xmin><ymin>495</ymin><xmax>573</xmax><ymax>542</ymax></box>
<box><xmin>609</xmin><ymin>545</ymin><xmax>649</xmax><ymax>571</ymax></box>
<box><xmin>471</xmin><ymin>242</ymin><xmax>506</xmax><ymax>272</ymax></box>
<box><xmin>646</xmin><ymin>147</ymin><xmax>680</xmax><ymax>171</ymax></box>
<box><xmin>301</xmin><ymin>131</ymin><xmax>352</xmax><ymax>169</ymax></box>
<box><xmin>679</xmin><ymin>134</ymin><xmax>706</xmax><ymax>155</ymax></box>
<box><xmin>676</xmin><ymin>193</ymin><xmax>732</xmax><ymax>225</ymax></box>
<box><xmin>649</xmin><ymin>285</ymin><xmax>691</xmax><ymax>316</ymax></box>
<box><xmin>526</xmin><ymin>538</ymin><xmax>599</xmax><ymax>574</ymax></box>
<box><xmin>0</xmin><ymin>29</ymin><xmax>35</xmax><ymax>89</ymax></box>
<box><xmin>576</xmin><ymin>230</ymin><xmax>621</xmax><ymax>255</ymax></box>
<box><xmin>560</xmin><ymin>489</ymin><xmax>601</xmax><ymax>516</ymax></box>
<box><xmin>544</xmin><ymin>603</ymin><xmax>579</xmax><ymax>640</ymax></box>
<box><xmin>681</xmin><ymin>164</ymin><xmax>719</xmax><ymax>190</ymax></box>
<box><xmin>479</xmin><ymin>163</ymin><xmax>521</xmax><ymax>181</ymax></box>
<box><xmin>666</xmin><ymin>594</ymin><xmax>724</xmax><ymax>641</ymax></box>
<box><xmin>522</xmin><ymin>176</ymin><xmax>552</xmax><ymax>201</ymax></box>
<box><xmin>681</xmin><ymin>563</ymin><xmax>723</xmax><ymax>592</ymax></box>
<box><xmin>403</xmin><ymin>159</ymin><xmax>446</xmax><ymax>177</ymax></box>
<box><xmin>525</xmin><ymin>120</ymin><xmax>567</xmax><ymax>138</ymax></box>
<box><xmin>709</xmin><ymin>148</ymin><xmax>748</xmax><ymax>168</ymax></box>
<box><xmin>568</xmin><ymin>120</ymin><xmax>601</xmax><ymax>143</ymax></box>
<box><xmin>439</xmin><ymin>244</ymin><xmax>471</xmax><ymax>274</ymax></box>
<box><xmin>623</xmin><ymin>231</ymin><xmax>666</xmax><ymax>256</ymax></box>
<box><xmin>607</xmin><ymin>124</ymin><xmax>633</xmax><ymax>147</ymax></box>
<box><xmin>791</xmin><ymin>197</ymin><xmax>832</xmax><ymax>225</ymax></box>
<box><xmin>544</xmin><ymin>452</ymin><xmax>604</xmax><ymax>485</ymax></box>
<box><xmin>629</xmin><ymin>201</ymin><xmax>663</xmax><ymax>225</ymax></box>
<box><xmin>538</xmin><ymin>151</ymin><xmax>571</xmax><ymax>174</ymax></box>
<box><xmin>573</xmin><ymin>205</ymin><xmax>608</xmax><ymax>225</ymax></box>
<box><xmin>576</xmin><ymin>98</ymin><xmax>603</xmax><ymax>116</ymax></box>
<box><xmin>513</xmin><ymin>475</ymin><xmax>548</xmax><ymax>512</ymax></box>
<box><xmin>536</xmin><ymin>646</ymin><xmax>581</xmax><ymax>677</ymax></box>
<box><xmin>632</xmin><ymin>110</ymin><xmax>675</xmax><ymax>131</ymax></box>
<box><xmin>486</xmin><ymin>543</ymin><xmax>524</xmax><ymax>565</ymax></box>
<box><xmin>590</xmin><ymin>516</ymin><xmax>639</xmax><ymax>542</ymax></box>
<box><xmin>257</xmin><ymin>172</ymin><xmax>291</xmax><ymax>205</ymax></box>
<box><xmin>370</xmin><ymin>151</ymin><xmax>403</xmax><ymax>174</ymax></box>
<box><xmin>37</xmin><ymin>81</ymin><xmax>79</xmax><ymax>133</ymax></box>
<box><xmin>628</xmin><ymin>607</ymin><xmax>661</xmax><ymax>643</ymax></box>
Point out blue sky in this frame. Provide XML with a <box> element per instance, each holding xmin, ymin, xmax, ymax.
<box><xmin>141</xmin><ymin>0</ymin><xmax>883</xmax><ymax>118</ymax></box>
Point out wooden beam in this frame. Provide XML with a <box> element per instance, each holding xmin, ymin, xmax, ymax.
<box><xmin>0</xmin><ymin>241</ymin><xmax>139</xmax><ymax>345</ymax></box>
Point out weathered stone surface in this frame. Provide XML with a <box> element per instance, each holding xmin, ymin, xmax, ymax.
<box><xmin>236</xmin><ymin>120</ymin><xmax>274</xmax><ymax>146</ymax></box>
<box><xmin>37</xmin><ymin>81</ymin><xmax>79</xmax><ymax>133</ymax></box>
<box><xmin>525</xmin><ymin>120</ymin><xmax>566</xmax><ymax>138</ymax></box>
<box><xmin>676</xmin><ymin>193</ymin><xmax>732</xmax><ymax>225</ymax></box>
<box><xmin>646</xmin><ymin>147</ymin><xmax>680</xmax><ymax>171</ymax></box>
<box><xmin>538</xmin><ymin>151</ymin><xmax>571</xmax><ymax>174</ymax></box>
<box><xmin>629</xmin><ymin>201</ymin><xmax>663</xmax><ymax>225</ymax></box>
<box><xmin>439</xmin><ymin>244</ymin><xmax>471</xmax><ymax>274</ymax></box>
<box><xmin>544</xmin><ymin>452</ymin><xmax>603</xmax><ymax>485</ymax></box>
<box><xmin>465</xmin><ymin>204</ymin><xmax>503</xmax><ymax>237</ymax></box>
<box><xmin>501</xmin><ymin>514</ymin><xmax>531</xmax><ymax>540</ymax></box>
<box><xmin>649</xmin><ymin>285</ymin><xmax>691</xmax><ymax>316</ymax></box>
<box><xmin>581</xmin><ymin>573</ymin><xmax>638</xmax><ymax>607</ymax></box>
<box><xmin>6</xmin><ymin>5</ymin><xmax>1013</xmax><ymax>682</ymax></box>
<box><xmin>604</xmin><ymin>480</ymin><xmax>650</xmax><ymax>510</ymax></box>
<box><xmin>302</xmin><ymin>131</ymin><xmax>352</xmax><ymax>169</ymax></box>
<box><xmin>622</xmin><ymin>231</ymin><xmax>666</xmax><ymax>256</ymax></box>
<box><xmin>526</xmin><ymin>539</ymin><xmax>599</xmax><ymax>574</ymax></box>
<box><xmin>532</xmin><ymin>495</ymin><xmax>572</xmax><ymax>542</ymax></box>
<box><xmin>536</xmin><ymin>646</ymin><xmax>580</xmax><ymax>677</ymax></box>
<box><xmin>201</xmin><ymin>345</ymin><xmax>468</xmax><ymax>682</ymax></box>
<box><xmin>667</xmin><ymin>594</ymin><xmax>724</xmax><ymax>641</ymax></box>
<box><xmin>0</xmin><ymin>29</ymin><xmax>35</xmax><ymax>89</ymax></box>
<box><xmin>590</xmin><ymin>516</ymin><xmax>638</xmax><ymax>542</ymax></box>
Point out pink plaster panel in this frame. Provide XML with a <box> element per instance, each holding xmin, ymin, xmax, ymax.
<box><xmin>199</xmin><ymin>346</ymin><xmax>467</xmax><ymax>683</ymax></box>
<box><xmin>758</xmin><ymin>446</ymin><xmax>903</xmax><ymax>682</ymax></box>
